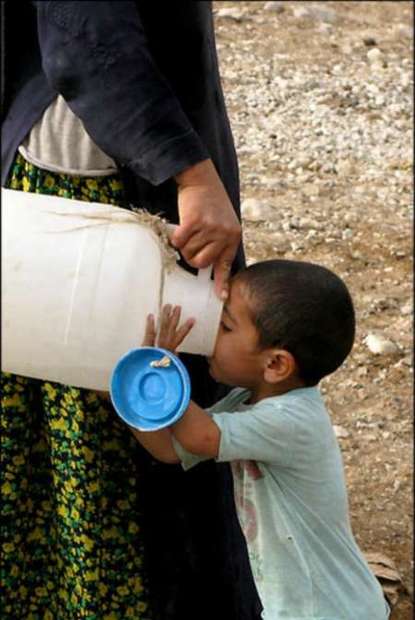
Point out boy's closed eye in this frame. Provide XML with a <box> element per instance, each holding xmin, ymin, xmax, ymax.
<box><xmin>220</xmin><ymin>321</ymin><xmax>232</xmax><ymax>332</ymax></box>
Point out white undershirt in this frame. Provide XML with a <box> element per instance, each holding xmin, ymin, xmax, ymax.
<box><xmin>19</xmin><ymin>95</ymin><xmax>118</xmax><ymax>176</ymax></box>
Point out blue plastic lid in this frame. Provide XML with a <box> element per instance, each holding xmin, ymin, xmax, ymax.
<box><xmin>110</xmin><ymin>347</ymin><xmax>191</xmax><ymax>431</ymax></box>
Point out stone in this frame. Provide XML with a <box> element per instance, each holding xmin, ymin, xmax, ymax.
<box><xmin>367</xmin><ymin>47</ymin><xmax>383</xmax><ymax>64</ymax></box>
<box><xmin>215</xmin><ymin>8</ymin><xmax>245</xmax><ymax>22</ymax></box>
<box><xmin>302</xmin><ymin>184</ymin><xmax>320</xmax><ymax>198</ymax></box>
<box><xmin>394</xmin><ymin>23</ymin><xmax>412</xmax><ymax>39</ymax></box>
<box><xmin>333</xmin><ymin>425</ymin><xmax>350</xmax><ymax>439</ymax></box>
<box><xmin>241</xmin><ymin>198</ymin><xmax>275</xmax><ymax>222</ymax></box>
<box><xmin>292</xmin><ymin>6</ymin><xmax>309</xmax><ymax>19</ymax></box>
<box><xmin>298</xmin><ymin>217</ymin><xmax>321</xmax><ymax>230</ymax></box>
<box><xmin>342</xmin><ymin>228</ymin><xmax>353</xmax><ymax>240</ymax></box>
<box><xmin>312</xmin><ymin>5</ymin><xmax>337</xmax><ymax>23</ymax></box>
<box><xmin>270</xmin><ymin>233</ymin><xmax>291</xmax><ymax>253</ymax></box>
<box><xmin>290</xmin><ymin>241</ymin><xmax>305</xmax><ymax>252</ymax></box>
<box><xmin>264</xmin><ymin>1</ymin><xmax>285</xmax><ymax>13</ymax></box>
<box><xmin>293</xmin><ymin>4</ymin><xmax>337</xmax><ymax>23</ymax></box>
<box><xmin>394</xmin><ymin>250</ymin><xmax>407</xmax><ymax>259</ymax></box>
<box><xmin>336</xmin><ymin>160</ymin><xmax>356</xmax><ymax>176</ymax></box>
<box><xmin>364</xmin><ymin>334</ymin><xmax>400</xmax><ymax>355</ymax></box>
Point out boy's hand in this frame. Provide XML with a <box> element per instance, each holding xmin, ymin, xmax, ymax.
<box><xmin>142</xmin><ymin>305</ymin><xmax>195</xmax><ymax>353</ymax></box>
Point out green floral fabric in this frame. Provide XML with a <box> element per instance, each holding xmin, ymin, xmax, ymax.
<box><xmin>1</xmin><ymin>154</ymin><xmax>152</xmax><ymax>619</ymax></box>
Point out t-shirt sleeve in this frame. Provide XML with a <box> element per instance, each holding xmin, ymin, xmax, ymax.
<box><xmin>170</xmin><ymin>390</ymin><xmax>246</xmax><ymax>470</ymax></box>
<box><xmin>212</xmin><ymin>402</ymin><xmax>296</xmax><ymax>467</ymax></box>
<box><xmin>172</xmin><ymin>391</ymin><xmax>296</xmax><ymax>470</ymax></box>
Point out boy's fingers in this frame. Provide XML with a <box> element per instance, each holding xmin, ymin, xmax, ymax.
<box><xmin>168</xmin><ymin>306</ymin><xmax>182</xmax><ymax>335</ymax></box>
<box><xmin>142</xmin><ymin>314</ymin><xmax>156</xmax><ymax>346</ymax></box>
<box><xmin>157</xmin><ymin>304</ymin><xmax>193</xmax><ymax>350</ymax></box>
<box><xmin>159</xmin><ymin>304</ymin><xmax>171</xmax><ymax>326</ymax></box>
<box><xmin>141</xmin><ymin>307</ymin><xmax>192</xmax><ymax>350</ymax></box>
<box><xmin>174</xmin><ymin>318</ymin><xmax>195</xmax><ymax>349</ymax></box>
<box><xmin>158</xmin><ymin>305</ymin><xmax>173</xmax><ymax>344</ymax></box>
<box><xmin>161</xmin><ymin>305</ymin><xmax>181</xmax><ymax>340</ymax></box>
<box><xmin>162</xmin><ymin>304</ymin><xmax>172</xmax><ymax>319</ymax></box>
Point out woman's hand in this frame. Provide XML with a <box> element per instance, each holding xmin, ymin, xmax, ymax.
<box><xmin>173</xmin><ymin>159</ymin><xmax>241</xmax><ymax>302</ymax></box>
<box><xmin>141</xmin><ymin>305</ymin><xmax>195</xmax><ymax>353</ymax></box>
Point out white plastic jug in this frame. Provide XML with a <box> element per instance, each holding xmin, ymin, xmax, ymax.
<box><xmin>2</xmin><ymin>189</ymin><xmax>223</xmax><ymax>390</ymax></box>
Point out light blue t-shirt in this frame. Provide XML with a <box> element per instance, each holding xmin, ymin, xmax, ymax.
<box><xmin>173</xmin><ymin>387</ymin><xmax>390</xmax><ymax>620</ymax></box>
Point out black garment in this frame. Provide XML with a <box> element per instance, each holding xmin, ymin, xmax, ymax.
<box><xmin>1</xmin><ymin>2</ymin><xmax>262</xmax><ymax>619</ymax></box>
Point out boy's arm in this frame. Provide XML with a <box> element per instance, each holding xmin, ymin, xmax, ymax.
<box><xmin>127</xmin><ymin>397</ymin><xmax>221</xmax><ymax>463</ymax></box>
<box><xmin>171</xmin><ymin>401</ymin><xmax>220</xmax><ymax>458</ymax></box>
<box><xmin>128</xmin><ymin>426</ymin><xmax>180</xmax><ymax>464</ymax></box>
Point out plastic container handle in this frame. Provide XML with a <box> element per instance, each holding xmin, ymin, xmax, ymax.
<box><xmin>166</xmin><ymin>224</ymin><xmax>213</xmax><ymax>282</ymax></box>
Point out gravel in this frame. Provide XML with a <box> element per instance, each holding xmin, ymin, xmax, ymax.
<box><xmin>214</xmin><ymin>2</ymin><xmax>413</xmax><ymax>617</ymax></box>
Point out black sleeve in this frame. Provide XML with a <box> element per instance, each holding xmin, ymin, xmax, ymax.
<box><xmin>34</xmin><ymin>1</ymin><xmax>209</xmax><ymax>185</ymax></box>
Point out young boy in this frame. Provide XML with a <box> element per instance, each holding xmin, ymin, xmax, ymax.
<box><xmin>128</xmin><ymin>259</ymin><xmax>390</xmax><ymax>620</ymax></box>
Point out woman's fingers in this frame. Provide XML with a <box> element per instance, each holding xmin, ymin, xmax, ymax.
<box><xmin>181</xmin><ymin>239</ymin><xmax>221</xmax><ymax>269</ymax></box>
<box><xmin>213</xmin><ymin>247</ymin><xmax>236</xmax><ymax>301</ymax></box>
<box><xmin>170</xmin><ymin>221</ymin><xmax>202</xmax><ymax>250</ymax></box>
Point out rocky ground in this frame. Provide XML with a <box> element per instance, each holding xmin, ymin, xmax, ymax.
<box><xmin>213</xmin><ymin>2</ymin><xmax>413</xmax><ymax>618</ymax></box>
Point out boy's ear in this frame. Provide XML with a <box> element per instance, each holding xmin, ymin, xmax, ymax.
<box><xmin>263</xmin><ymin>349</ymin><xmax>297</xmax><ymax>384</ymax></box>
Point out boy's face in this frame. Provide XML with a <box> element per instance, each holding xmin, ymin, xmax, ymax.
<box><xmin>208</xmin><ymin>278</ymin><xmax>263</xmax><ymax>388</ymax></box>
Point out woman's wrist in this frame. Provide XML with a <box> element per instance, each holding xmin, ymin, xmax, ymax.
<box><xmin>174</xmin><ymin>158</ymin><xmax>217</xmax><ymax>189</ymax></box>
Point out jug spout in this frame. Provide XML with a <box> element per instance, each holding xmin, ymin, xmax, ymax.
<box><xmin>162</xmin><ymin>266</ymin><xmax>223</xmax><ymax>356</ymax></box>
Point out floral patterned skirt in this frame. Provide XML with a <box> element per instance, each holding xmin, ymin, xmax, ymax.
<box><xmin>1</xmin><ymin>154</ymin><xmax>152</xmax><ymax>619</ymax></box>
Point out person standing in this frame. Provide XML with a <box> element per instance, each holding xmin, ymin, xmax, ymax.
<box><xmin>1</xmin><ymin>2</ymin><xmax>262</xmax><ymax>619</ymax></box>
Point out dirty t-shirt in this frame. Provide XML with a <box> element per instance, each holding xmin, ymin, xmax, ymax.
<box><xmin>173</xmin><ymin>387</ymin><xmax>390</xmax><ymax>620</ymax></box>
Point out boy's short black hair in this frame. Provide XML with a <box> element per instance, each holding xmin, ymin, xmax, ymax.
<box><xmin>238</xmin><ymin>259</ymin><xmax>355</xmax><ymax>386</ymax></box>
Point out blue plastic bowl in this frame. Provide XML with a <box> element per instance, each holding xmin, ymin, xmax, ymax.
<box><xmin>110</xmin><ymin>347</ymin><xmax>191</xmax><ymax>431</ymax></box>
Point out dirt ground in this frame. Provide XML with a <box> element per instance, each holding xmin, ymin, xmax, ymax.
<box><xmin>213</xmin><ymin>2</ymin><xmax>413</xmax><ymax>618</ymax></box>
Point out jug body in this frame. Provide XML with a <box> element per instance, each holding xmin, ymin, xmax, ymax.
<box><xmin>162</xmin><ymin>266</ymin><xmax>222</xmax><ymax>356</ymax></box>
<box><xmin>2</xmin><ymin>189</ymin><xmax>222</xmax><ymax>390</ymax></box>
